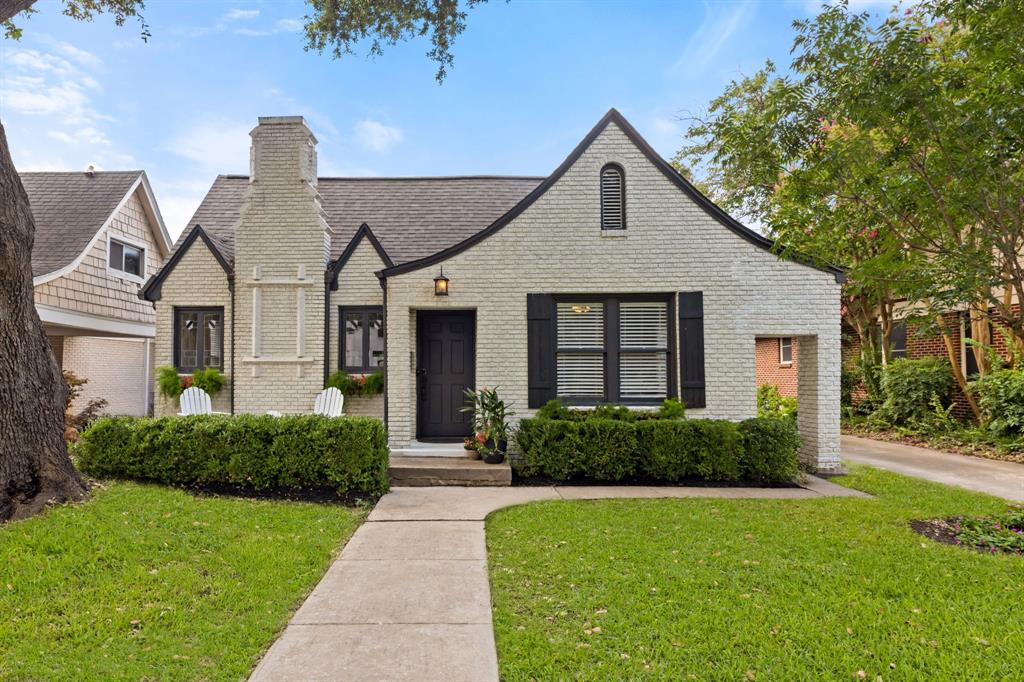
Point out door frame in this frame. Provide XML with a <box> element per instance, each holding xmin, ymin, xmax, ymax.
<box><xmin>416</xmin><ymin>309</ymin><xmax>477</xmax><ymax>441</ymax></box>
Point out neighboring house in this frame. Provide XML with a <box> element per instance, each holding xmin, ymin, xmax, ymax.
<box><xmin>26</xmin><ymin>170</ymin><xmax>172</xmax><ymax>416</ymax></box>
<box><xmin>755</xmin><ymin>337</ymin><xmax>799</xmax><ymax>398</ymax></box>
<box><xmin>141</xmin><ymin>111</ymin><xmax>845</xmax><ymax>471</ymax></box>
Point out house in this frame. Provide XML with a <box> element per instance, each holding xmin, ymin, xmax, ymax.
<box><xmin>26</xmin><ymin>170</ymin><xmax>172</xmax><ymax>416</ymax></box>
<box><xmin>141</xmin><ymin>110</ymin><xmax>845</xmax><ymax>471</ymax></box>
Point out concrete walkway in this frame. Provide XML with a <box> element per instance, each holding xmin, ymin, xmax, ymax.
<box><xmin>843</xmin><ymin>434</ymin><xmax>1024</xmax><ymax>502</ymax></box>
<box><xmin>250</xmin><ymin>478</ymin><xmax>865</xmax><ymax>681</ymax></box>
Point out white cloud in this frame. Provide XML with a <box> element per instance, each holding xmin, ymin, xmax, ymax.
<box><xmin>234</xmin><ymin>27</ymin><xmax>270</xmax><ymax>37</ymax></box>
<box><xmin>353</xmin><ymin>120</ymin><xmax>403</xmax><ymax>153</ymax></box>
<box><xmin>275</xmin><ymin>18</ymin><xmax>303</xmax><ymax>32</ymax></box>
<box><xmin>166</xmin><ymin>118</ymin><xmax>252</xmax><ymax>173</ymax></box>
<box><xmin>41</xmin><ymin>37</ymin><xmax>102</xmax><ymax>68</ymax></box>
<box><xmin>223</xmin><ymin>8</ymin><xmax>260</xmax><ymax>21</ymax></box>
<box><xmin>672</xmin><ymin>1</ymin><xmax>756</xmax><ymax>77</ymax></box>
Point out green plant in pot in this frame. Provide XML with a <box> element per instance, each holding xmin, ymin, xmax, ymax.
<box><xmin>461</xmin><ymin>386</ymin><xmax>513</xmax><ymax>464</ymax></box>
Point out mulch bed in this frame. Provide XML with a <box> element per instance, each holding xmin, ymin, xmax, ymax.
<box><xmin>909</xmin><ymin>516</ymin><xmax>1023</xmax><ymax>556</ymax></box>
<box><xmin>513</xmin><ymin>473</ymin><xmax>802</xmax><ymax>488</ymax></box>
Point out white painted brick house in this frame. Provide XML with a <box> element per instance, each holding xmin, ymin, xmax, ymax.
<box><xmin>142</xmin><ymin>111</ymin><xmax>844</xmax><ymax>471</ymax></box>
<box><xmin>26</xmin><ymin>170</ymin><xmax>172</xmax><ymax>416</ymax></box>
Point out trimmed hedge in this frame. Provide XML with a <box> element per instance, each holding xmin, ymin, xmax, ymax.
<box><xmin>516</xmin><ymin>415</ymin><xmax>799</xmax><ymax>483</ymax></box>
<box><xmin>76</xmin><ymin>414</ymin><xmax>390</xmax><ymax>497</ymax></box>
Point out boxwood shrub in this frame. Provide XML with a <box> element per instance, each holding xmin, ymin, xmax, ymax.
<box><xmin>878</xmin><ymin>357</ymin><xmax>953</xmax><ymax>425</ymax></box>
<box><xmin>516</xmin><ymin>408</ymin><xmax>799</xmax><ymax>483</ymax></box>
<box><xmin>76</xmin><ymin>414</ymin><xmax>390</xmax><ymax>497</ymax></box>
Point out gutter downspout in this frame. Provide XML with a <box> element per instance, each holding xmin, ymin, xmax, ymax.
<box><xmin>379</xmin><ymin>273</ymin><xmax>389</xmax><ymax>430</ymax></box>
<box><xmin>324</xmin><ymin>263</ymin><xmax>333</xmax><ymax>387</ymax></box>
<box><xmin>229</xmin><ymin>275</ymin><xmax>236</xmax><ymax>414</ymax></box>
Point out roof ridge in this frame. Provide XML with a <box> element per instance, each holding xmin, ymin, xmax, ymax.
<box><xmin>218</xmin><ymin>174</ymin><xmax>545</xmax><ymax>181</ymax></box>
<box><xmin>21</xmin><ymin>170</ymin><xmax>144</xmax><ymax>176</ymax></box>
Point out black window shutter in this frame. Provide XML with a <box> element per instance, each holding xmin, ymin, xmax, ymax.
<box><xmin>527</xmin><ymin>294</ymin><xmax>557</xmax><ymax>408</ymax></box>
<box><xmin>678</xmin><ymin>292</ymin><xmax>706</xmax><ymax>408</ymax></box>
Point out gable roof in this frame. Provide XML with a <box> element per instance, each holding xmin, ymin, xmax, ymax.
<box><xmin>139</xmin><ymin>224</ymin><xmax>233</xmax><ymax>301</ymax></box>
<box><xmin>329</xmin><ymin>223</ymin><xmax>393</xmax><ymax>291</ymax></box>
<box><xmin>181</xmin><ymin>174</ymin><xmax>545</xmax><ymax>267</ymax></box>
<box><xmin>378</xmin><ymin>109</ymin><xmax>845</xmax><ymax>283</ymax></box>
<box><xmin>23</xmin><ymin>170</ymin><xmax>172</xmax><ymax>281</ymax></box>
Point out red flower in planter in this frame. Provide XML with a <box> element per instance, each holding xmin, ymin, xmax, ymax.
<box><xmin>475</xmin><ymin>431</ymin><xmax>487</xmax><ymax>444</ymax></box>
<box><xmin>180</xmin><ymin>375</ymin><xmax>194</xmax><ymax>390</ymax></box>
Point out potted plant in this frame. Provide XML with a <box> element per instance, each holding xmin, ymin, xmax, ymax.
<box><xmin>461</xmin><ymin>386</ymin><xmax>513</xmax><ymax>464</ymax></box>
<box><xmin>463</xmin><ymin>434</ymin><xmax>483</xmax><ymax>460</ymax></box>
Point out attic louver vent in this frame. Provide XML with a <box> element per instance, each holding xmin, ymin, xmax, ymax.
<box><xmin>600</xmin><ymin>164</ymin><xmax>625</xmax><ymax>230</ymax></box>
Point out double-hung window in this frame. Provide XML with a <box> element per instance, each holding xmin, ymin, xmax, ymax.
<box><xmin>555</xmin><ymin>296</ymin><xmax>671</xmax><ymax>404</ymax></box>
<box><xmin>175</xmin><ymin>307</ymin><xmax>224</xmax><ymax>372</ymax></box>
<box><xmin>340</xmin><ymin>306</ymin><xmax>385</xmax><ymax>373</ymax></box>
<box><xmin>779</xmin><ymin>337</ymin><xmax>793</xmax><ymax>365</ymax></box>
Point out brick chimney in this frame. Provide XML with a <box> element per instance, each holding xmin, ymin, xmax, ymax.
<box><xmin>233</xmin><ymin>116</ymin><xmax>333</xmax><ymax>413</ymax></box>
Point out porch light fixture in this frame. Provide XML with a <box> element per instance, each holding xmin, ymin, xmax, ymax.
<box><xmin>433</xmin><ymin>267</ymin><xmax>450</xmax><ymax>296</ymax></box>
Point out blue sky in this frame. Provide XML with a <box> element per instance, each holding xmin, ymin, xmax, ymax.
<box><xmin>1</xmin><ymin>0</ymin><xmax>896</xmax><ymax>240</ymax></box>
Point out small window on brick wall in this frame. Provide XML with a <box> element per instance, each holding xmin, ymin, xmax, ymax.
<box><xmin>340</xmin><ymin>306</ymin><xmax>385</xmax><ymax>373</ymax></box>
<box><xmin>175</xmin><ymin>307</ymin><xmax>224</xmax><ymax>372</ymax></box>
<box><xmin>779</xmin><ymin>337</ymin><xmax>793</xmax><ymax>364</ymax></box>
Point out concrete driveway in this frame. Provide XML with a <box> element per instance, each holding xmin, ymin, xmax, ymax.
<box><xmin>843</xmin><ymin>434</ymin><xmax>1024</xmax><ymax>502</ymax></box>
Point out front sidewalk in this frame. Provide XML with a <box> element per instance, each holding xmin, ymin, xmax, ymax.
<box><xmin>250</xmin><ymin>478</ymin><xmax>864</xmax><ymax>681</ymax></box>
<box><xmin>843</xmin><ymin>434</ymin><xmax>1024</xmax><ymax>502</ymax></box>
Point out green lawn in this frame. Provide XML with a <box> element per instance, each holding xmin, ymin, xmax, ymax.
<box><xmin>487</xmin><ymin>467</ymin><xmax>1024</xmax><ymax>680</ymax></box>
<box><xmin>0</xmin><ymin>481</ymin><xmax>365</xmax><ymax>681</ymax></box>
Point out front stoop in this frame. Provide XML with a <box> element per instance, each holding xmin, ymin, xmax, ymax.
<box><xmin>388</xmin><ymin>456</ymin><xmax>512</xmax><ymax>487</ymax></box>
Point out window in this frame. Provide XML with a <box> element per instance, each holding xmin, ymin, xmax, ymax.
<box><xmin>600</xmin><ymin>164</ymin><xmax>625</xmax><ymax>230</ymax></box>
<box><xmin>340</xmin><ymin>306</ymin><xmax>385</xmax><ymax>372</ymax></box>
<box><xmin>175</xmin><ymin>307</ymin><xmax>223</xmax><ymax>372</ymax></box>
<box><xmin>555</xmin><ymin>296</ymin><xmax>670</xmax><ymax>403</ymax></box>
<box><xmin>891</xmin><ymin>321</ymin><xmax>907</xmax><ymax>359</ymax></box>
<box><xmin>779</xmin><ymin>337</ymin><xmax>793</xmax><ymax>364</ymax></box>
<box><xmin>108</xmin><ymin>237</ymin><xmax>145</xmax><ymax>279</ymax></box>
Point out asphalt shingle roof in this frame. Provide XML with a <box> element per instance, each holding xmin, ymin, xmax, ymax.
<box><xmin>23</xmin><ymin>171</ymin><xmax>142</xmax><ymax>277</ymax></box>
<box><xmin>184</xmin><ymin>175</ymin><xmax>545</xmax><ymax>266</ymax></box>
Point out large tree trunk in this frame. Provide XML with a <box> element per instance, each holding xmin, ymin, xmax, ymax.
<box><xmin>0</xmin><ymin>120</ymin><xmax>88</xmax><ymax>521</ymax></box>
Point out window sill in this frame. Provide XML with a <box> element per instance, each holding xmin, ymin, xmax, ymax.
<box><xmin>107</xmin><ymin>267</ymin><xmax>146</xmax><ymax>285</ymax></box>
<box><xmin>780</xmin><ymin>362</ymin><xmax>793</xmax><ymax>367</ymax></box>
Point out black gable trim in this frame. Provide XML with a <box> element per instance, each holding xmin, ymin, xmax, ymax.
<box><xmin>139</xmin><ymin>224</ymin><xmax>234</xmax><ymax>302</ymax></box>
<box><xmin>328</xmin><ymin>223</ymin><xmax>393</xmax><ymax>291</ymax></box>
<box><xmin>377</xmin><ymin>108</ymin><xmax>845</xmax><ymax>283</ymax></box>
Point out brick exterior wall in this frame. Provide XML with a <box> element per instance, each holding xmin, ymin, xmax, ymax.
<box><xmin>34</xmin><ymin>190</ymin><xmax>162</xmax><ymax>324</ymax></box>
<box><xmin>383</xmin><ymin>121</ymin><xmax>843</xmax><ymax>471</ymax></box>
<box><xmin>755</xmin><ymin>337</ymin><xmax>798</xmax><ymax>397</ymax></box>
<box><xmin>329</xmin><ymin>235</ymin><xmax>387</xmax><ymax>419</ymax></box>
<box><xmin>153</xmin><ymin>242</ymin><xmax>233</xmax><ymax>415</ymax></box>
<box><xmin>63</xmin><ymin>336</ymin><xmax>151</xmax><ymax>416</ymax></box>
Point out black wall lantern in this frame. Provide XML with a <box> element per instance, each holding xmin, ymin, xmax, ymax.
<box><xmin>433</xmin><ymin>266</ymin><xmax>450</xmax><ymax>296</ymax></box>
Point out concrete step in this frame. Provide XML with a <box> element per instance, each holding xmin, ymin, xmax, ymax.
<box><xmin>388</xmin><ymin>456</ymin><xmax>512</xmax><ymax>487</ymax></box>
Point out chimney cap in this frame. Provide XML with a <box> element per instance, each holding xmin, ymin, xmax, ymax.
<box><xmin>256</xmin><ymin>115</ymin><xmax>307</xmax><ymax>126</ymax></box>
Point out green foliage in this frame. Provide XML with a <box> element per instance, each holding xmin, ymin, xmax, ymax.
<box><xmin>656</xmin><ymin>398</ymin><xmax>687</xmax><ymax>419</ymax></box>
<box><xmin>191</xmin><ymin>367</ymin><xmax>225</xmax><ymax>396</ymax></box>
<box><xmin>303</xmin><ymin>0</ymin><xmax>490</xmax><ymax>82</ymax></box>
<box><xmin>327</xmin><ymin>370</ymin><xmax>384</xmax><ymax>396</ymax></box>
<box><xmin>738</xmin><ymin>418</ymin><xmax>801</xmax><ymax>483</ymax></box>
<box><xmin>155</xmin><ymin>365</ymin><xmax>184</xmax><ymax>399</ymax></box>
<box><xmin>756</xmin><ymin>384</ymin><xmax>797</xmax><ymax>421</ymax></box>
<box><xmin>462</xmin><ymin>386</ymin><xmax>514</xmax><ymax>449</ymax></box>
<box><xmin>973</xmin><ymin>369</ymin><xmax>1024</xmax><ymax>436</ymax></box>
<box><xmin>76</xmin><ymin>414</ymin><xmax>390</xmax><ymax>496</ymax></box>
<box><xmin>517</xmin><ymin>414</ymin><xmax>797</xmax><ymax>483</ymax></box>
<box><xmin>636</xmin><ymin>419</ymin><xmax>744</xmax><ymax>482</ymax></box>
<box><xmin>536</xmin><ymin>399</ymin><xmax>572</xmax><ymax>420</ymax></box>
<box><xmin>877</xmin><ymin>358</ymin><xmax>954</xmax><ymax>426</ymax></box>
<box><xmin>954</xmin><ymin>507</ymin><xmax>1024</xmax><ymax>554</ymax></box>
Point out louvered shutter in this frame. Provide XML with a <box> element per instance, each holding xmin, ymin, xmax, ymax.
<box><xmin>527</xmin><ymin>294</ymin><xmax>557</xmax><ymax>408</ymax></box>
<box><xmin>619</xmin><ymin>301</ymin><xmax>668</xmax><ymax>399</ymax></box>
<box><xmin>678</xmin><ymin>292</ymin><xmax>706</xmax><ymax>408</ymax></box>
<box><xmin>556</xmin><ymin>302</ymin><xmax>605</xmax><ymax>398</ymax></box>
<box><xmin>600</xmin><ymin>165</ymin><xmax>625</xmax><ymax>230</ymax></box>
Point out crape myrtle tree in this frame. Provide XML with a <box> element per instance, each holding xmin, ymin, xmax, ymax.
<box><xmin>677</xmin><ymin>0</ymin><xmax>1024</xmax><ymax>420</ymax></box>
<box><xmin>0</xmin><ymin>0</ymin><xmax>488</xmax><ymax>521</ymax></box>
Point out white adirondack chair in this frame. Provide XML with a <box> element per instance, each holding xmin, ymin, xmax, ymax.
<box><xmin>313</xmin><ymin>387</ymin><xmax>345</xmax><ymax>417</ymax></box>
<box><xmin>178</xmin><ymin>386</ymin><xmax>213</xmax><ymax>416</ymax></box>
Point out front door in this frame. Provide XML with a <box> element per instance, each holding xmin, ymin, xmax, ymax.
<box><xmin>417</xmin><ymin>311</ymin><xmax>475</xmax><ymax>439</ymax></box>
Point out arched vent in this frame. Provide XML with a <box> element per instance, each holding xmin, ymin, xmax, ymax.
<box><xmin>600</xmin><ymin>164</ymin><xmax>625</xmax><ymax>230</ymax></box>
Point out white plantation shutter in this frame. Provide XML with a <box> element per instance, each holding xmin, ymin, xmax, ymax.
<box><xmin>619</xmin><ymin>301</ymin><xmax>668</xmax><ymax>399</ymax></box>
<box><xmin>556</xmin><ymin>302</ymin><xmax>605</xmax><ymax>397</ymax></box>
<box><xmin>600</xmin><ymin>165</ymin><xmax>625</xmax><ymax>230</ymax></box>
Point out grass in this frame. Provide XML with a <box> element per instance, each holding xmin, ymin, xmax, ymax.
<box><xmin>0</xmin><ymin>481</ymin><xmax>366</xmax><ymax>681</ymax></box>
<box><xmin>487</xmin><ymin>466</ymin><xmax>1024</xmax><ymax>680</ymax></box>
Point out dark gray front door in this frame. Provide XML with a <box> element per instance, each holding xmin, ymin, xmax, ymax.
<box><xmin>417</xmin><ymin>311</ymin><xmax>475</xmax><ymax>439</ymax></box>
